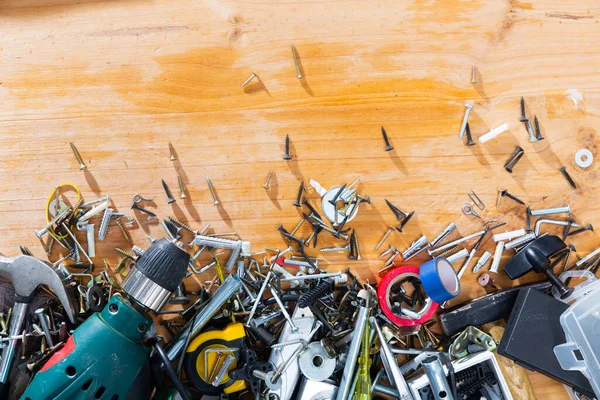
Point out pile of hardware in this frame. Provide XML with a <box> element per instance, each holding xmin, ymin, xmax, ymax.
<box><xmin>1</xmin><ymin>94</ymin><xmax>600</xmax><ymax>400</ymax></box>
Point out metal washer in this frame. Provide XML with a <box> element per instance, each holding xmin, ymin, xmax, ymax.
<box><xmin>321</xmin><ymin>186</ymin><xmax>359</xmax><ymax>224</ymax></box>
<box><xmin>575</xmin><ymin>149</ymin><xmax>593</xmax><ymax>168</ymax></box>
<box><xmin>298</xmin><ymin>342</ymin><xmax>336</xmax><ymax>381</ymax></box>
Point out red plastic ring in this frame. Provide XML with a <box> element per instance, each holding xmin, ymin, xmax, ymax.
<box><xmin>377</xmin><ymin>265</ymin><xmax>438</xmax><ymax>327</ymax></box>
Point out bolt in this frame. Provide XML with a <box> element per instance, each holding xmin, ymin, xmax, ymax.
<box><xmin>519</xmin><ymin>97</ymin><xmax>527</xmax><ymax>122</ymax></box>
<box><xmin>291</xmin><ymin>44</ymin><xmax>302</xmax><ymax>79</ymax></box>
<box><xmin>459</xmin><ymin>104</ymin><xmax>474</xmax><ymax>139</ymax></box>
<box><xmin>69</xmin><ymin>141</ymin><xmax>87</xmax><ymax>170</ymax></box>
<box><xmin>283</xmin><ymin>134</ymin><xmax>292</xmax><ymax>160</ymax></box>
<box><xmin>206</xmin><ymin>176</ymin><xmax>220</xmax><ymax>206</ymax></box>
<box><xmin>567</xmin><ymin>223</ymin><xmax>594</xmax><ymax>237</ymax></box>
<box><xmin>293</xmin><ymin>181</ymin><xmax>305</xmax><ymax>207</ymax></box>
<box><xmin>505</xmin><ymin>151</ymin><xmax>524</xmax><ymax>173</ymax></box>
<box><xmin>530</xmin><ymin>205</ymin><xmax>571</xmax><ymax>216</ymax></box>
<box><xmin>525</xmin><ymin>119</ymin><xmax>538</xmax><ymax>143</ymax></box>
<box><xmin>177</xmin><ymin>173</ymin><xmax>187</xmax><ymax>199</ymax></box>
<box><xmin>161</xmin><ymin>179</ymin><xmax>176</xmax><ymax>204</ymax></box>
<box><xmin>263</xmin><ymin>170</ymin><xmax>274</xmax><ymax>189</ymax></box>
<box><xmin>241</xmin><ymin>71</ymin><xmax>257</xmax><ymax>88</ymax></box>
<box><xmin>559</xmin><ymin>166</ymin><xmax>577</xmax><ymax>189</ymax></box>
<box><xmin>471</xmin><ymin>64</ymin><xmax>477</xmax><ymax>84</ymax></box>
<box><xmin>168</xmin><ymin>142</ymin><xmax>176</xmax><ymax>161</ymax></box>
<box><xmin>381</xmin><ymin>126</ymin><xmax>394</xmax><ymax>151</ymax></box>
<box><xmin>465</xmin><ymin>123</ymin><xmax>475</xmax><ymax>146</ymax></box>
<box><xmin>534</xmin><ymin>115</ymin><xmax>544</xmax><ymax>140</ymax></box>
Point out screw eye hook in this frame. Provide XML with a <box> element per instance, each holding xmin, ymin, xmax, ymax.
<box><xmin>462</xmin><ymin>204</ymin><xmax>481</xmax><ymax>219</ymax></box>
<box><xmin>132</xmin><ymin>193</ymin><xmax>153</xmax><ymax>203</ymax></box>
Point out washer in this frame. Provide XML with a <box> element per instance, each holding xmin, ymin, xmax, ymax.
<box><xmin>321</xmin><ymin>186</ymin><xmax>360</xmax><ymax>224</ymax></box>
<box><xmin>299</xmin><ymin>342</ymin><xmax>336</xmax><ymax>381</ymax></box>
<box><xmin>575</xmin><ymin>149</ymin><xmax>593</xmax><ymax>168</ymax></box>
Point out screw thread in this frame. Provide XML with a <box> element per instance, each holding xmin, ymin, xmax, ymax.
<box><xmin>320</xmin><ymin>246</ymin><xmax>349</xmax><ymax>253</ymax></box>
<box><xmin>69</xmin><ymin>141</ymin><xmax>87</xmax><ymax>170</ymax></box>
<box><xmin>177</xmin><ymin>173</ymin><xmax>187</xmax><ymax>198</ymax></box>
<box><xmin>206</xmin><ymin>176</ymin><xmax>220</xmax><ymax>205</ymax></box>
<box><xmin>290</xmin><ymin>218</ymin><xmax>306</xmax><ymax>236</ymax></box>
<box><xmin>167</xmin><ymin>216</ymin><xmax>195</xmax><ymax>234</ymax></box>
<box><xmin>439</xmin><ymin>245</ymin><xmax>459</xmax><ymax>258</ymax></box>
<box><xmin>352</xmin><ymin>230</ymin><xmax>362</xmax><ymax>260</ymax></box>
<box><xmin>263</xmin><ymin>170</ymin><xmax>274</xmax><ymax>188</ymax></box>
<box><xmin>115</xmin><ymin>247</ymin><xmax>136</xmax><ymax>260</ymax></box>
<box><xmin>374</xmin><ymin>227</ymin><xmax>393</xmax><ymax>251</ymax></box>
<box><xmin>115</xmin><ymin>219</ymin><xmax>130</xmax><ymax>242</ymax></box>
<box><xmin>168</xmin><ymin>142</ymin><xmax>176</xmax><ymax>161</ymax></box>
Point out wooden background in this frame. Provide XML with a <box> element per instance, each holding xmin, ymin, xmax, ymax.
<box><xmin>2</xmin><ymin>0</ymin><xmax>600</xmax><ymax>398</ymax></box>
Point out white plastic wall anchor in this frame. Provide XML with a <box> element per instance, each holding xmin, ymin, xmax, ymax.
<box><xmin>492</xmin><ymin>228</ymin><xmax>525</xmax><ymax>242</ymax></box>
<box><xmin>490</xmin><ymin>242</ymin><xmax>505</xmax><ymax>273</ymax></box>
<box><xmin>479</xmin><ymin>123</ymin><xmax>510</xmax><ymax>144</ymax></box>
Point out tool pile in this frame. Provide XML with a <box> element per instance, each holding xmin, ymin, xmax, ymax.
<box><xmin>0</xmin><ymin>95</ymin><xmax>599</xmax><ymax>400</ymax></box>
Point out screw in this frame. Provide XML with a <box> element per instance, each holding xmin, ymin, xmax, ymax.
<box><xmin>290</xmin><ymin>218</ymin><xmax>306</xmax><ymax>236</ymax></box>
<box><xmin>34</xmin><ymin>208</ymin><xmax>72</xmax><ymax>238</ymax></box>
<box><xmin>459</xmin><ymin>104</ymin><xmax>474</xmax><ymax>139</ymax></box>
<box><xmin>283</xmin><ymin>134</ymin><xmax>292</xmax><ymax>160</ymax></box>
<box><xmin>293</xmin><ymin>181</ymin><xmax>305</xmax><ymax>207</ymax></box>
<box><xmin>328</xmin><ymin>183</ymin><xmax>347</xmax><ymax>207</ymax></box>
<box><xmin>115</xmin><ymin>247</ymin><xmax>136</xmax><ymax>260</ymax></box>
<box><xmin>131</xmin><ymin>203</ymin><xmax>156</xmax><ymax>217</ymax></box>
<box><xmin>168</xmin><ymin>142</ymin><xmax>176</xmax><ymax>161</ymax></box>
<box><xmin>320</xmin><ymin>244</ymin><xmax>351</xmax><ymax>253</ymax></box>
<box><xmin>530</xmin><ymin>205</ymin><xmax>571</xmax><ymax>216</ymax></box>
<box><xmin>35</xmin><ymin>308</ymin><xmax>54</xmax><ymax>348</ymax></box>
<box><xmin>504</xmin><ymin>146</ymin><xmax>524</xmax><ymax>168</ymax></box>
<box><xmin>161</xmin><ymin>179</ymin><xmax>176</xmax><ymax>204</ymax></box>
<box><xmin>177</xmin><ymin>172</ymin><xmax>187</xmax><ymax>199</ymax></box>
<box><xmin>115</xmin><ymin>219</ymin><xmax>130</xmax><ymax>242</ymax></box>
<box><xmin>465</xmin><ymin>123</ymin><xmax>475</xmax><ymax>146</ymax></box>
<box><xmin>69</xmin><ymin>141</ymin><xmax>87</xmax><ymax>170</ymax></box>
<box><xmin>352</xmin><ymin>230</ymin><xmax>362</xmax><ymax>261</ymax></box>
<box><xmin>381</xmin><ymin>126</ymin><xmax>394</xmax><ymax>151</ymax></box>
<box><xmin>471</xmin><ymin>64</ymin><xmax>477</xmax><ymax>84</ymax></box>
<box><xmin>525</xmin><ymin>119</ymin><xmax>538</xmax><ymax>143</ymax></box>
<box><xmin>519</xmin><ymin>97</ymin><xmax>527</xmax><ymax>122</ymax></box>
<box><xmin>525</xmin><ymin>207</ymin><xmax>532</xmax><ymax>231</ymax></box>
<box><xmin>263</xmin><ymin>170</ymin><xmax>274</xmax><ymax>189</ymax></box>
<box><xmin>533</xmin><ymin>115</ymin><xmax>544</xmax><ymax>140</ymax></box>
<box><xmin>505</xmin><ymin>151</ymin><xmax>524</xmax><ymax>173</ymax></box>
<box><xmin>241</xmin><ymin>71</ymin><xmax>257</xmax><ymax>88</ymax></box>
<box><xmin>496</xmin><ymin>189</ymin><xmax>525</xmax><ymax>207</ymax></box>
<box><xmin>205</xmin><ymin>176</ymin><xmax>220</xmax><ymax>206</ymax></box>
<box><xmin>559</xmin><ymin>166</ymin><xmax>577</xmax><ymax>189</ymax></box>
<box><xmin>291</xmin><ymin>44</ymin><xmax>302</xmax><ymax>79</ymax></box>
<box><xmin>167</xmin><ymin>216</ymin><xmax>196</xmax><ymax>234</ymax></box>
<box><xmin>567</xmin><ymin>223</ymin><xmax>594</xmax><ymax>237</ymax></box>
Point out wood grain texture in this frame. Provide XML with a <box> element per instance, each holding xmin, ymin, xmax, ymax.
<box><xmin>2</xmin><ymin>0</ymin><xmax>599</xmax><ymax>398</ymax></box>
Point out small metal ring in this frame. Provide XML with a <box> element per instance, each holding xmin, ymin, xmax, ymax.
<box><xmin>132</xmin><ymin>193</ymin><xmax>153</xmax><ymax>203</ymax></box>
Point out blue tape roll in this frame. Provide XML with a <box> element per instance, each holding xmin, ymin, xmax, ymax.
<box><xmin>420</xmin><ymin>257</ymin><xmax>461</xmax><ymax>303</ymax></box>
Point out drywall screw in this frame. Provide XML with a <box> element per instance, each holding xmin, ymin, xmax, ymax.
<box><xmin>162</xmin><ymin>179</ymin><xmax>176</xmax><ymax>204</ymax></box>
<box><xmin>465</xmin><ymin>123</ymin><xmax>475</xmax><ymax>146</ymax></box>
<box><xmin>381</xmin><ymin>126</ymin><xmax>394</xmax><ymax>151</ymax></box>
<box><xmin>496</xmin><ymin>189</ymin><xmax>525</xmax><ymax>207</ymax></box>
<box><xmin>241</xmin><ymin>71</ymin><xmax>257</xmax><ymax>88</ymax></box>
<box><xmin>504</xmin><ymin>146</ymin><xmax>524</xmax><ymax>168</ymax></box>
<box><xmin>205</xmin><ymin>176</ymin><xmax>220</xmax><ymax>206</ymax></box>
<box><xmin>177</xmin><ymin>172</ymin><xmax>187</xmax><ymax>199</ymax></box>
<box><xmin>115</xmin><ymin>218</ymin><xmax>130</xmax><ymax>242</ymax></box>
<box><xmin>519</xmin><ymin>97</ymin><xmax>527</xmax><ymax>122</ymax></box>
<box><xmin>525</xmin><ymin>119</ymin><xmax>538</xmax><ymax>143</ymax></box>
<box><xmin>352</xmin><ymin>230</ymin><xmax>362</xmax><ymax>261</ymax></box>
<box><xmin>321</xmin><ymin>244</ymin><xmax>351</xmax><ymax>253</ymax></box>
<box><xmin>567</xmin><ymin>223</ymin><xmax>594</xmax><ymax>237</ymax></box>
<box><xmin>559</xmin><ymin>166</ymin><xmax>577</xmax><ymax>189</ymax></box>
<box><xmin>530</xmin><ymin>205</ymin><xmax>571</xmax><ymax>216</ymax></box>
<box><xmin>168</xmin><ymin>142</ymin><xmax>176</xmax><ymax>161</ymax></box>
<box><xmin>168</xmin><ymin>216</ymin><xmax>195</xmax><ymax>234</ymax></box>
<box><xmin>459</xmin><ymin>104</ymin><xmax>474</xmax><ymax>139</ymax></box>
<box><xmin>471</xmin><ymin>64</ymin><xmax>477</xmax><ymax>84</ymax></box>
<box><xmin>290</xmin><ymin>218</ymin><xmax>306</xmax><ymax>236</ymax></box>
<box><xmin>131</xmin><ymin>203</ymin><xmax>156</xmax><ymax>217</ymax></box>
<box><xmin>69</xmin><ymin>141</ymin><xmax>87</xmax><ymax>170</ymax></box>
<box><xmin>328</xmin><ymin>184</ymin><xmax>347</xmax><ymax>207</ymax></box>
<box><xmin>283</xmin><ymin>134</ymin><xmax>292</xmax><ymax>160</ymax></box>
<box><xmin>115</xmin><ymin>247</ymin><xmax>137</xmax><ymax>260</ymax></box>
<box><xmin>291</xmin><ymin>44</ymin><xmax>302</xmax><ymax>79</ymax></box>
<box><xmin>293</xmin><ymin>181</ymin><xmax>304</xmax><ymax>207</ymax></box>
<box><xmin>534</xmin><ymin>115</ymin><xmax>544</xmax><ymax>140</ymax></box>
<box><xmin>505</xmin><ymin>151</ymin><xmax>524</xmax><ymax>173</ymax></box>
<box><xmin>263</xmin><ymin>170</ymin><xmax>274</xmax><ymax>189</ymax></box>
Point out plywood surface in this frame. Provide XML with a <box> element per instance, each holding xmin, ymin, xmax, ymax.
<box><xmin>2</xmin><ymin>0</ymin><xmax>600</xmax><ymax>398</ymax></box>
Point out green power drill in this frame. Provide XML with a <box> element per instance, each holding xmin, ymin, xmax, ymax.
<box><xmin>21</xmin><ymin>238</ymin><xmax>190</xmax><ymax>400</ymax></box>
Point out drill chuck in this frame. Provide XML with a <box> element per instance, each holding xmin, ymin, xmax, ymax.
<box><xmin>121</xmin><ymin>238</ymin><xmax>190</xmax><ymax>312</ymax></box>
